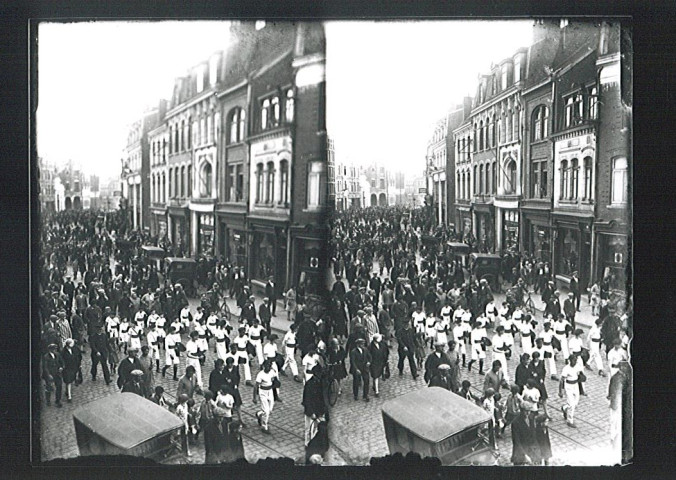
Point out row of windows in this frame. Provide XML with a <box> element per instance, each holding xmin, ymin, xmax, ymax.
<box><xmin>261</xmin><ymin>89</ymin><xmax>294</xmax><ymax>132</ymax></box>
<box><xmin>559</xmin><ymin>157</ymin><xmax>593</xmax><ymax>202</ymax></box>
<box><xmin>254</xmin><ymin>161</ymin><xmax>289</xmax><ymax>205</ymax></box>
<box><xmin>150</xmin><ymin>165</ymin><xmax>193</xmax><ymax>203</ymax></box>
<box><xmin>563</xmin><ymin>88</ymin><xmax>598</xmax><ymax>129</ymax></box>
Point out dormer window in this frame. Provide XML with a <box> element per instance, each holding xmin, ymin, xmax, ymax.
<box><xmin>514</xmin><ymin>57</ymin><xmax>521</xmax><ymax>83</ymax></box>
<box><xmin>501</xmin><ymin>66</ymin><xmax>508</xmax><ymax>90</ymax></box>
<box><xmin>196</xmin><ymin>65</ymin><xmax>205</xmax><ymax>94</ymax></box>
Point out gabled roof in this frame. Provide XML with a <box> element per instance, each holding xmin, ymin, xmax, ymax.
<box><xmin>524</xmin><ymin>36</ymin><xmax>560</xmax><ymax>89</ymax></box>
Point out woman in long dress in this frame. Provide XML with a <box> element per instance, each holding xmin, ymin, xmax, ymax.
<box><xmin>369</xmin><ymin>334</ymin><xmax>389</xmax><ymax>397</ymax></box>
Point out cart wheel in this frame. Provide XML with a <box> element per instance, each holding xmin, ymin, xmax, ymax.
<box><xmin>328</xmin><ymin>378</ymin><xmax>339</xmax><ymax>406</ymax></box>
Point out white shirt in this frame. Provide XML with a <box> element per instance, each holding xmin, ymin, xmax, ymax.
<box><xmin>134</xmin><ymin>311</ymin><xmax>146</xmax><ymax>325</ymax></box>
<box><xmin>256</xmin><ymin>369</ymin><xmax>275</xmax><ymax>388</ymax></box>
<box><xmin>156</xmin><ymin>316</ymin><xmax>166</xmax><ymax>329</ymax></box>
<box><xmin>568</xmin><ymin>337</ymin><xmax>583</xmax><ymax>354</ymax></box>
<box><xmin>560</xmin><ymin>364</ymin><xmax>578</xmax><ymax>385</ymax></box>
<box><xmin>234</xmin><ymin>335</ymin><xmax>249</xmax><ymax>351</ymax></box>
<box><xmin>522</xmin><ymin>386</ymin><xmax>540</xmax><ymax>411</ymax></box>
<box><xmin>186</xmin><ymin>340</ymin><xmax>199</xmax><ymax>358</ymax></box>
<box><xmin>248</xmin><ymin>325</ymin><xmax>265</xmax><ymax>341</ymax></box>
<box><xmin>165</xmin><ymin>332</ymin><xmax>180</xmax><ymax>350</ymax></box>
<box><xmin>263</xmin><ymin>342</ymin><xmax>278</xmax><ymax>359</ymax></box>
<box><xmin>119</xmin><ymin>321</ymin><xmax>129</xmax><ymax>334</ymax></box>
<box><xmin>461</xmin><ymin>311</ymin><xmax>472</xmax><ymax>324</ymax></box>
<box><xmin>440</xmin><ymin>306</ymin><xmax>452</xmax><ymax>319</ymax></box>
<box><xmin>302</xmin><ymin>353</ymin><xmax>318</xmax><ymax>373</ymax></box>
<box><xmin>147</xmin><ymin>330</ymin><xmax>161</xmax><ymax>347</ymax></box>
<box><xmin>607</xmin><ymin>347</ymin><xmax>628</xmax><ymax>368</ymax></box>
<box><xmin>538</xmin><ymin>329</ymin><xmax>555</xmax><ymax>346</ymax></box>
<box><xmin>470</xmin><ymin>327</ymin><xmax>487</xmax><ymax>345</ymax></box>
<box><xmin>492</xmin><ymin>334</ymin><xmax>507</xmax><ymax>353</ymax></box>
<box><xmin>283</xmin><ymin>330</ymin><xmax>297</xmax><ymax>348</ymax></box>
<box><xmin>453</xmin><ymin>323</ymin><xmax>469</xmax><ymax>343</ymax></box>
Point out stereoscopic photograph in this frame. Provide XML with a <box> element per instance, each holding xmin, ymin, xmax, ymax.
<box><xmin>34</xmin><ymin>18</ymin><xmax>631</xmax><ymax>467</ymax></box>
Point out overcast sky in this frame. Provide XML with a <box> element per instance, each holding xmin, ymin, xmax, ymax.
<box><xmin>37</xmin><ymin>20</ymin><xmax>533</xmax><ymax>181</ymax></box>
<box><xmin>326</xmin><ymin>20</ymin><xmax>533</xmax><ymax>178</ymax></box>
<box><xmin>37</xmin><ymin>21</ymin><xmax>231</xmax><ymax>181</ymax></box>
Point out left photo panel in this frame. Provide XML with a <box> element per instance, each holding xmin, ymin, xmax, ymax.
<box><xmin>33</xmin><ymin>20</ymin><xmax>331</xmax><ymax>464</ymax></box>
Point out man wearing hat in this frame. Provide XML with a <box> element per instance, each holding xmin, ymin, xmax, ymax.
<box><xmin>424</xmin><ymin>342</ymin><xmax>451</xmax><ymax>385</ymax></box>
<box><xmin>265</xmin><ymin>276</ymin><xmax>278</xmax><ymax>317</ymax></box>
<box><xmin>42</xmin><ymin>343</ymin><xmax>65</xmax><ymax>407</ymax></box>
<box><xmin>241</xmin><ymin>296</ymin><xmax>257</xmax><ymax>325</ymax></box>
<box><xmin>63</xmin><ymin>275</ymin><xmax>76</xmax><ymax>313</ymax></box>
<box><xmin>117</xmin><ymin>346</ymin><xmax>143</xmax><ymax>389</ymax></box>
<box><xmin>364</xmin><ymin>306</ymin><xmax>380</xmax><ymax>343</ymax></box>
<box><xmin>563</xmin><ymin>292</ymin><xmax>577</xmax><ymax>330</ymax></box>
<box><xmin>344</xmin><ymin>285</ymin><xmax>362</xmax><ymax>319</ymax></box>
<box><xmin>89</xmin><ymin>323</ymin><xmax>112</xmax><ymax>384</ymax></box>
<box><xmin>349</xmin><ymin>337</ymin><xmax>372</xmax><ymax>402</ymax></box>
<box><xmin>428</xmin><ymin>363</ymin><xmax>454</xmax><ymax>391</ymax></box>
<box><xmin>259</xmin><ymin>297</ymin><xmax>272</xmax><ymax>337</ymax></box>
<box><xmin>121</xmin><ymin>369</ymin><xmax>146</xmax><ymax>397</ymax></box>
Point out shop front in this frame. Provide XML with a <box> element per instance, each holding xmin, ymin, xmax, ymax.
<box><xmin>248</xmin><ymin>221</ymin><xmax>288</xmax><ymax>290</ymax></box>
<box><xmin>552</xmin><ymin>214</ymin><xmax>593</xmax><ymax>292</ymax></box>
<box><xmin>521</xmin><ymin>207</ymin><xmax>552</xmax><ymax>264</ymax></box>
<box><xmin>197</xmin><ymin>213</ymin><xmax>215</xmax><ymax>256</ymax></box>
<box><xmin>150</xmin><ymin>207</ymin><xmax>167</xmax><ymax>239</ymax></box>
<box><xmin>290</xmin><ymin>224</ymin><xmax>329</xmax><ymax>297</ymax></box>
<box><xmin>167</xmin><ymin>206</ymin><xmax>190</xmax><ymax>257</ymax></box>
<box><xmin>216</xmin><ymin>211</ymin><xmax>248</xmax><ymax>268</ymax></box>
<box><xmin>594</xmin><ymin>229</ymin><xmax>629</xmax><ymax>295</ymax></box>
<box><xmin>501</xmin><ymin>210</ymin><xmax>520</xmax><ymax>253</ymax></box>
<box><xmin>472</xmin><ymin>205</ymin><xmax>495</xmax><ymax>253</ymax></box>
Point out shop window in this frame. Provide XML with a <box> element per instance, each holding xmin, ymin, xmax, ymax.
<box><xmin>611</xmin><ymin>157</ymin><xmax>628</xmax><ymax>204</ymax></box>
<box><xmin>557</xmin><ymin>229</ymin><xmax>580</xmax><ymax>276</ymax></box>
<box><xmin>280</xmin><ymin>160</ymin><xmax>289</xmax><ymax>205</ymax></box>
<box><xmin>199</xmin><ymin>162</ymin><xmax>212</xmax><ymax>198</ymax></box>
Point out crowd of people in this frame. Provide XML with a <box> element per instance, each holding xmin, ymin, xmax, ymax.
<box><xmin>39</xmin><ymin>205</ymin><xmax>631</xmax><ymax>465</ymax></box>
<box><xmin>327</xmin><ymin>205</ymin><xmax>632</xmax><ymax>465</ymax></box>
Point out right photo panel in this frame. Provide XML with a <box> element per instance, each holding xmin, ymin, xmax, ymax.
<box><xmin>325</xmin><ymin>18</ymin><xmax>632</xmax><ymax>466</ymax></box>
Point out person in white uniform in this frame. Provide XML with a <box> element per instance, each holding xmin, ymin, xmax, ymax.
<box><xmin>162</xmin><ymin>324</ymin><xmax>182</xmax><ymax>380</ymax></box>
<box><xmin>411</xmin><ymin>304</ymin><xmax>426</xmax><ymax>335</ymax></box>
<box><xmin>559</xmin><ymin>354</ymin><xmax>581</xmax><ymax>428</ymax></box>
<box><xmin>491</xmin><ymin>326</ymin><xmax>511</xmax><ymax>383</ymax></box>
<box><xmin>233</xmin><ymin>327</ymin><xmax>253</xmax><ymax>385</ymax></box>
<box><xmin>185</xmin><ymin>330</ymin><xmax>204</xmax><ymax>388</ymax></box>
<box><xmin>155</xmin><ymin>314</ymin><xmax>166</xmax><ymax>349</ymax></box>
<box><xmin>213</xmin><ymin>320</ymin><xmax>230</xmax><ymax>362</ymax></box>
<box><xmin>248</xmin><ymin>318</ymin><xmax>266</xmax><ymax>366</ymax></box>
<box><xmin>281</xmin><ymin>323</ymin><xmax>301</xmax><ymax>381</ymax></box>
<box><xmin>452</xmin><ymin>318</ymin><xmax>470</xmax><ymax>367</ymax></box>
<box><xmin>147</xmin><ymin>323</ymin><xmax>162</xmax><ymax>373</ymax></box>
<box><xmin>263</xmin><ymin>334</ymin><xmax>282</xmax><ymax>401</ymax></box>
<box><xmin>553</xmin><ymin>314</ymin><xmax>571</xmax><ymax>360</ymax></box>
<box><xmin>128</xmin><ymin>322</ymin><xmax>142</xmax><ymax>352</ymax></box>
<box><xmin>118</xmin><ymin>317</ymin><xmax>130</xmax><ymax>354</ymax></box>
<box><xmin>607</xmin><ymin>338</ymin><xmax>629</xmax><ymax>379</ymax></box>
<box><xmin>537</xmin><ymin>321</ymin><xmax>558</xmax><ymax>380</ymax></box>
<box><xmin>586</xmin><ymin>318</ymin><xmax>606</xmax><ymax>376</ymax></box>
<box><xmin>253</xmin><ymin>360</ymin><xmax>276</xmax><ymax>434</ymax></box>
<box><xmin>468</xmin><ymin>320</ymin><xmax>488</xmax><ymax>375</ymax></box>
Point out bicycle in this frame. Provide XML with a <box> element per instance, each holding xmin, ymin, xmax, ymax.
<box><xmin>524</xmin><ymin>290</ymin><xmax>537</xmax><ymax>314</ymax></box>
<box><xmin>323</xmin><ymin>363</ymin><xmax>340</xmax><ymax>407</ymax></box>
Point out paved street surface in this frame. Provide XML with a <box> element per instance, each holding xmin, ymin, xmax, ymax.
<box><xmin>40</xmin><ymin>264</ymin><xmax>616</xmax><ymax>466</ymax></box>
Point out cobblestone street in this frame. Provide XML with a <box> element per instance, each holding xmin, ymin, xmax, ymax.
<box><xmin>40</xmin><ymin>271</ymin><xmax>617</xmax><ymax>466</ymax></box>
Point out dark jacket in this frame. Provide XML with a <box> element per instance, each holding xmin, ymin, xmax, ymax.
<box><xmin>209</xmin><ymin>368</ymin><xmax>228</xmax><ymax>395</ymax></box>
<box><xmin>429</xmin><ymin>372</ymin><xmax>454</xmax><ymax>391</ymax></box>
<box><xmin>42</xmin><ymin>351</ymin><xmax>64</xmax><ymax>379</ymax></box>
<box><xmin>89</xmin><ymin>331</ymin><xmax>110</xmax><ymax>358</ymax></box>
<box><xmin>204</xmin><ymin>417</ymin><xmax>229</xmax><ymax>464</ymax></box>
<box><xmin>423</xmin><ymin>351</ymin><xmax>451</xmax><ymax>384</ymax></box>
<box><xmin>369</xmin><ymin>341</ymin><xmax>389</xmax><ymax>378</ymax></box>
<box><xmin>265</xmin><ymin>281</ymin><xmax>277</xmax><ymax>301</ymax></box>
<box><xmin>396</xmin><ymin>326</ymin><xmax>416</xmax><ymax>351</ymax></box>
<box><xmin>349</xmin><ymin>346</ymin><xmax>371</xmax><ymax>375</ymax></box>
<box><xmin>117</xmin><ymin>356</ymin><xmax>144</xmax><ymax>389</ymax></box>
<box><xmin>302</xmin><ymin>375</ymin><xmax>327</xmax><ymax>418</ymax></box>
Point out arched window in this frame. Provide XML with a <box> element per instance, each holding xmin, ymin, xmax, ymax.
<box><xmin>285</xmin><ymin>89</ymin><xmax>295</xmax><ymax>122</ymax></box>
<box><xmin>479</xmin><ymin>121</ymin><xmax>484</xmax><ymax>151</ymax></box>
<box><xmin>560</xmin><ymin>160</ymin><xmax>569</xmax><ymax>199</ymax></box>
<box><xmin>574</xmin><ymin>94</ymin><xmax>584</xmax><ymax>121</ymax></box>
<box><xmin>474</xmin><ymin>165</ymin><xmax>478</xmax><ymax>195</ymax></box>
<box><xmin>199</xmin><ymin>162</ymin><xmax>212</xmax><ymax>198</ymax></box>
<box><xmin>492</xmin><ymin>161</ymin><xmax>497</xmax><ymax>194</ymax></box>
<box><xmin>583</xmin><ymin>156</ymin><xmax>593</xmax><ymax>200</ymax></box>
<box><xmin>611</xmin><ymin>157</ymin><xmax>628</xmax><ymax>204</ymax></box>
<box><xmin>271</xmin><ymin>96</ymin><xmax>280</xmax><ymax>126</ymax></box>
<box><xmin>456</xmin><ymin>172</ymin><xmax>461</xmax><ymax>200</ymax></box>
<box><xmin>280</xmin><ymin>160</ymin><xmax>289</xmax><ymax>205</ymax></box>
<box><xmin>187</xmin><ymin>165</ymin><xmax>192</xmax><ymax>198</ymax></box>
<box><xmin>228</xmin><ymin>108</ymin><xmax>246</xmax><ymax>144</ymax></box>
<box><xmin>506</xmin><ymin>112</ymin><xmax>512</xmax><ymax>143</ymax></box>
<box><xmin>180</xmin><ymin>166</ymin><xmax>186</xmax><ymax>198</ymax></box>
<box><xmin>174</xmin><ymin>124</ymin><xmax>180</xmax><ymax>152</ymax></box>
<box><xmin>256</xmin><ymin>163</ymin><xmax>264</xmax><ymax>203</ymax></box>
<box><xmin>589</xmin><ymin>87</ymin><xmax>598</xmax><ymax>119</ymax></box>
<box><xmin>266</xmin><ymin>161</ymin><xmax>275</xmax><ymax>203</ymax></box>
<box><xmin>473</xmin><ymin>124</ymin><xmax>478</xmax><ymax>152</ymax></box>
<box><xmin>488</xmin><ymin>117</ymin><xmax>495</xmax><ymax>148</ymax></box>
<box><xmin>180</xmin><ymin>120</ymin><xmax>185</xmax><ymax>151</ymax></box>
<box><xmin>570</xmin><ymin>158</ymin><xmax>579</xmax><ymax>200</ymax></box>
<box><xmin>168</xmin><ymin>126</ymin><xmax>173</xmax><ymax>154</ymax></box>
<box><xmin>261</xmin><ymin>99</ymin><xmax>270</xmax><ymax>129</ymax></box>
<box><xmin>187</xmin><ymin>122</ymin><xmax>191</xmax><ymax>149</ymax></box>
<box><xmin>168</xmin><ymin>168</ymin><xmax>173</xmax><ymax>198</ymax></box>
<box><xmin>479</xmin><ymin>164</ymin><xmax>485</xmax><ymax>194</ymax></box>
<box><xmin>162</xmin><ymin>173</ymin><xmax>166</xmax><ymax>202</ymax></box>
<box><xmin>504</xmin><ymin>159</ymin><xmax>517</xmax><ymax>194</ymax></box>
<box><xmin>174</xmin><ymin>168</ymin><xmax>180</xmax><ymax>198</ymax></box>
<box><xmin>565</xmin><ymin>97</ymin><xmax>574</xmax><ymax>127</ymax></box>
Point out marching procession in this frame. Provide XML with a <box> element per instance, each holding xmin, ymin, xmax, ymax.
<box><xmin>328</xmin><ymin>205</ymin><xmax>632</xmax><ymax>465</ymax></box>
<box><xmin>38</xmin><ymin>204</ymin><xmax>631</xmax><ymax>465</ymax></box>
